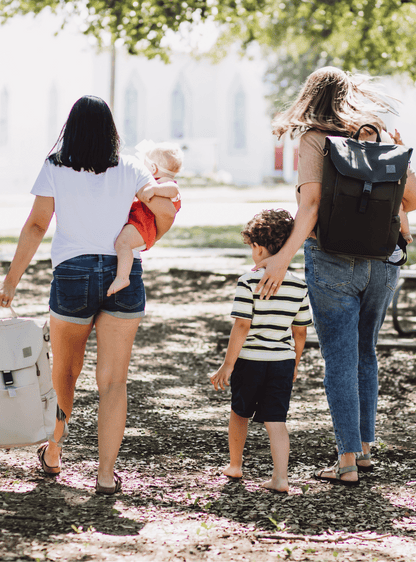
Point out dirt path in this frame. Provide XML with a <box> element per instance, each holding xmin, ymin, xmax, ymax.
<box><xmin>1</xmin><ymin>261</ymin><xmax>416</xmax><ymax>562</ymax></box>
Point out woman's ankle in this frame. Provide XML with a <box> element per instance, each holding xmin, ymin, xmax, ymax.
<box><xmin>361</xmin><ymin>442</ymin><xmax>371</xmax><ymax>455</ymax></box>
<box><xmin>339</xmin><ymin>452</ymin><xmax>356</xmax><ymax>467</ymax></box>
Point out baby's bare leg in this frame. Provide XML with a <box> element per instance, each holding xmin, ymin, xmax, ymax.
<box><xmin>261</xmin><ymin>421</ymin><xmax>289</xmax><ymax>492</ymax></box>
<box><xmin>107</xmin><ymin>225</ymin><xmax>145</xmax><ymax>296</ymax></box>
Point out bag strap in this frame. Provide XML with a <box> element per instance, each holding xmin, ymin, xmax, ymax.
<box><xmin>352</xmin><ymin>124</ymin><xmax>381</xmax><ymax>142</ymax></box>
<box><xmin>394</xmin><ymin>233</ymin><xmax>408</xmax><ymax>267</ymax></box>
<box><xmin>387</xmin><ymin>233</ymin><xmax>408</xmax><ymax>267</ymax></box>
<box><xmin>0</xmin><ymin>305</ymin><xmax>18</xmax><ymax>318</ymax></box>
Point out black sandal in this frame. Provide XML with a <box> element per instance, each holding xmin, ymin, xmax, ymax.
<box><xmin>37</xmin><ymin>443</ymin><xmax>62</xmax><ymax>476</ymax></box>
<box><xmin>95</xmin><ymin>473</ymin><xmax>122</xmax><ymax>495</ymax></box>
<box><xmin>314</xmin><ymin>461</ymin><xmax>359</xmax><ymax>487</ymax></box>
<box><xmin>356</xmin><ymin>452</ymin><xmax>374</xmax><ymax>473</ymax></box>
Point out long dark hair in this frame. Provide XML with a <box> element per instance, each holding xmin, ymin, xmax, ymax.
<box><xmin>48</xmin><ymin>95</ymin><xmax>120</xmax><ymax>174</ymax></box>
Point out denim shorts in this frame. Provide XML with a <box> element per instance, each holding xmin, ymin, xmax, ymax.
<box><xmin>231</xmin><ymin>358</ymin><xmax>295</xmax><ymax>423</ymax></box>
<box><xmin>49</xmin><ymin>254</ymin><xmax>145</xmax><ymax>324</ymax></box>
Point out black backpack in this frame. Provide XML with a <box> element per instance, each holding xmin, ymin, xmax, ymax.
<box><xmin>316</xmin><ymin>124</ymin><xmax>413</xmax><ymax>262</ymax></box>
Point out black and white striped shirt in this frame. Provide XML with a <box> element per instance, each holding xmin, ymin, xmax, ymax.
<box><xmin>231</xmin><ymin>269</ymin><xmax>313</xmax><ymax>361</ymax></box>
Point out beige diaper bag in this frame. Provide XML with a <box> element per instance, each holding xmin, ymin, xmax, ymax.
<box><xmin>0</xmin><ymin>308</ymin><xmax>57</xmax><ymax>448</ymax></box>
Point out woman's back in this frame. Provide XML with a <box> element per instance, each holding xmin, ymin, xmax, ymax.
<box><xmin>31</xmin><ymin>154</ymin><xmax>152</xmax><ymax>268</ymax></box>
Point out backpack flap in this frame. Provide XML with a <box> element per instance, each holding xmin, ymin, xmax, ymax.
<box><xmin>327</xmin><ymin>137</ymin><xmax>412</xmax><ymax>185</ymax></box>
<box><xmin>0</xmin><ymin>318</ymin><xmax>44</xmax><ymax>373</ymax></box>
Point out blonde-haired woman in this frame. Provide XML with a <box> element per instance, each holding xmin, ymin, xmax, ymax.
<box><xmin>255</xmin><ymin>67</ymin><xmax>416</xmax><ymax>485</ymax></box>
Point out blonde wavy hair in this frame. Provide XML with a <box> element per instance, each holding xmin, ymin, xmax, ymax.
<box><xmin>272</xmin><ymin>66</ymin><xmax>395</xmax><ymax>139</ymax></box>
<box><xmin>147</xmin><ymin>142</ymin><xmax>183</xmax><ymax>174</ymax></box>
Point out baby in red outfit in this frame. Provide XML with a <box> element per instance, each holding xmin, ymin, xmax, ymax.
<box><xmin>107</xmin><ymin>142</ymin><xmax>183</xmax><ymax>296</ymax></box>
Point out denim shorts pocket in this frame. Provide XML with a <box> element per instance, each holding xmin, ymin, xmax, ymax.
<box><xmin>55</xmin><ymin>274</ymin><xmax>89</xmax><ymax>313</ymax></box>
<box><xmin>114</xmin><ymin>272</ymin><xmax>145</xmax><ymax>310</ymax></box>
<box><xmin>385</xmin><ymin>262</ymin><xmax>400</xmax><ymax>292</ymax></box>
<box><xmin>311</xmin><ymin>246</ymin><xmax>354</xmax><ymax>289</ymax></box>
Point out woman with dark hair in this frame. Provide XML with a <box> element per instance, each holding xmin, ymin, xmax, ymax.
<box><xmin>0</xmin><ymin>95</ymin><xmax>177</xmax><ymax>494</ymax></box>
<box><xmin>254</xmin><ymin>67</ymin><xmax>416</xmax><ymax>485</ymax></box>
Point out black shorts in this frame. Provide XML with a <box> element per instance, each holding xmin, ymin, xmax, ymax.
<box><xmin>231</xmin><ymin>357</ymin><xmax>295</xmax><ymax>423</ymax></box>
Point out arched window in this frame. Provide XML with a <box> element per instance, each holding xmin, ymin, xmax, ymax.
<box><xmin>171</xmin><ymin>83</ymin><xmax>185</xmax><ymax>139</ymax></box>
<box><xmin>232</xmin><ymin>85</ymin><xmax>246</xmax><ymax>150</ymax></box>
<box><xmin>124</xmin><ymin>82</ymin><xmax>138</xmax><ymax>146</ymax></box>
<box><xmin>0</xmin><ymin>87</ymin><xmax>9</xmax><ymax>147</ymax></box>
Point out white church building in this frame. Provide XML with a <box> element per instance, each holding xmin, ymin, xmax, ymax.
<box><xmin>0</xmin><ymin>11</ymin><xmax>284</xmax><ymax>191</ymax></box>
<box><xmin>1</xmin><ymin>11</ymin><xmax>416</xmax><ymax>193</ymax></box>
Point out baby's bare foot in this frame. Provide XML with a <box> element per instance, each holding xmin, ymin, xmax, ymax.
<box><xmin>107</xmin><ymin>277</ymin><xmax>130</xmax><ymax>296</ymax></box>
<box><xmin>223</xmin><ymin>464</ymin><xmax>242</xmax><ymax>479</ymax></box>
<box><xmin>261</xmin><ymin>478</ymin><xmax>289</xmax><ymax>493</ymax></box>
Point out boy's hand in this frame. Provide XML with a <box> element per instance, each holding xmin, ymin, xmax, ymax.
<box><xmin>140</xmin><ymin>185</ymin><xmax>156</xmax><ymax>204</ymax></box>
<box><xmin>293</xmin><ymin>365</ymin><xmax>298</xmax><ymax>382</ymax></box>
<box><xmin>210</xmin><ymin>364</ymin><xmax>232</xmax><ymax>391</ymax></box>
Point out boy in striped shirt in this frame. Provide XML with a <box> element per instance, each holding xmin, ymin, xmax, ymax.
<box><xmin>210</xmin><ymin>209</ymin><xmax>312</xmax><ymax>493</ymax></box>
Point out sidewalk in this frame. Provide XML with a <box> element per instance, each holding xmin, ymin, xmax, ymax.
<box><xmin>0</xmin><ymin>184</ymin><xmax>298</xmax><ymax>237</ymax></box>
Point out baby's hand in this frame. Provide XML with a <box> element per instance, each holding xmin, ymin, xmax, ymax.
<box><xmin>210</xmin><ymin>365</ymin><xmax>232</xmax><ymax>391</ymax></box>
<box><xmin>140</xmin><ymin>185</ymin><xmax>155</xmax><ymax>204</ymax></box>
<box><xmin>402</xmin><ymin>232</ymin><xmax>413</xmax><ymax>244</ymax></box>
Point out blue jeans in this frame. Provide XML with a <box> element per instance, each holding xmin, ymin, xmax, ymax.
<box><xmin>50</xmin><ymin>254</ymin><xmax>145</xmax><ymax>324</ymax></box>
<box><xmin>304</xmin><ymin>238</ymin><xmax>399</xmax><ymax>454</ymax></box>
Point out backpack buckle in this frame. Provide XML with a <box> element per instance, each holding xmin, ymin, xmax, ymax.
<box><xmin>2</xmin><ymin>371</ymin><xmax>14</xmax><ymax>387</ymax></box>
<box><xmin>358</xmin><ymin>181</ymin><xmax>373</xmax><ymax>213</ymax></box>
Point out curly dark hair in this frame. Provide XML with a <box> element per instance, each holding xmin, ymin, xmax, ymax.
<box><xmin>48</xmin><ymin>95</ymin><xmax>120</xmax><ymax>174</ymax></box>
<box><xmin>241</xmin><ymin>209</ymin><xmax>294</xmax><ymax>255</ymax></box>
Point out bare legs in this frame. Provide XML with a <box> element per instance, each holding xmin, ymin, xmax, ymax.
<box><xmin>95</xmin><ymin>312</ymin><xmax>141</xmax><ymax>488</ymax></box>
<box><xmin>260</xmin><ymin>422</ymin><xmax>289</xmax><ymax>492</ymax></box>
<box><xmin>223</xmin><ymin>409</ymin><xmax>249</xmax><ymax>479</ymax></box>
<box><xmin>223</xmin><ymin>410</ymin><xmax>289</xmax><ymax>492</ymax></box>
<box><xmin>44</xmin><ymin>313</ymin><xmax>140</xmax><ymax>488</ymax></box>
<box><xmin>44</xmin><ymin>317</ymin><xmax>93</xmax><ymax>468</ymax></box>
<box><xmin>107</xmin><ymin>225</ymin><xmax>145</xmax><ymax>296</ymax></box>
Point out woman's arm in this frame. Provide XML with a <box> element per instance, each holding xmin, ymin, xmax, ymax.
<box><xmin>402</xmin><ymin>168</ymin><xmax>416</xmax><ymax>213</ymax></box>
<box><xmin>0</xmin><ymin>196</ymin><xmax>54</xmax><ymax>306</ymax></box>
<box><xmin>144</xmin><ymin>195</ymin><xmax>177</xmax><ymax>241</ymax></box>
<box><xmin>254</xmin><ymin>182</ymin><xmax>321</xmax><ymax>299</ymax></box>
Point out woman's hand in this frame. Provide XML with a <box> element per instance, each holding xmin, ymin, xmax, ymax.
<box><xmin>0</xmin><ymin>280</ymin><xmax>16</xmax><ymax>308</ymax></box>
<box><xmin>254</xmin><ymin>253</ymin><xmax>291</xmax><ymax>299</ymax></box>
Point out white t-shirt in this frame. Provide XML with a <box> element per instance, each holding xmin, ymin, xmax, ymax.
<box><xmin>31</xmin><ymin>155</ymin><xmax>153</xmax><ymax>268</ymax></box>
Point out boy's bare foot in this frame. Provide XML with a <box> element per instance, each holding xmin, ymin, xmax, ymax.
<box><xmin>107</xmin><ymin>277</ymin><xmax>130</xmax><ymax>296</ymax></box>
<box><xmin>223</xmin><ymin>464</ymin><xmax>242</xmax><ymax>479</ymax></box>
<box><xmin>261</xmin><ymin>478</ymin><xmax>289</xmax><ymax>493</ymax></box>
